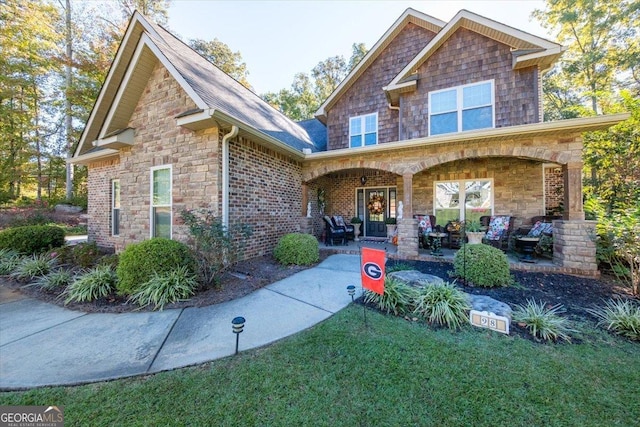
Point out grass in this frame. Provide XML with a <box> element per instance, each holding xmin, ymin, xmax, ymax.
<box><xmin>1</xmin><ymin>307</ymin><xmax>638</xmax><ymax>426</ymax></box>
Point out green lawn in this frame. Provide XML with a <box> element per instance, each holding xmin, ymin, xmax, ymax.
<box><xmin>1</xmin><ymin>306</ymin><xmax>638</xmax><ymax>426</ymax></box>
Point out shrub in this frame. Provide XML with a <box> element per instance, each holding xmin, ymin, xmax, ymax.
<box><xmin>11</xmin><ymin>253</ymin><xmax>58</xmax><ymax>282</ymax></box>
<box><xmin>66</xmin><ymin>241</ymin><xmax>101</xmax><ymax>268</ymax></box>
<box><xmin>116</xmin><ymin>238</ymin><xmax>197</xmax><ymax>296</ymax></box>
<box><xmin>386</xmin><ymin>262</ymin><xmax>414</xmax><ymax>273</ymax></box>
<box><xmin>512</xmin><ymin>299</ymin><xmax>574</xmax><ymax>342</ymax></box>
<box><xmin>273</xmin><ymin>233</ymin><xmax>319</xmax><ymax>266</ymax></box>
<box><xmin>180</xmin><ymin>209</ymin><xmax>252</xmax><ymax>286</ymax></box>
<box><xmin>412</xmin><ymin>282</ymin><xmax>471</xmax><ymax>329</ymax></box>
<box><xmin>364</xmin><ymin>276</ymin><xmax>416</xmax><ymax>316</ymax></box>
<box><xmin>31</xmin><ymin>269</ymin><xmax>74</xmax><ymax>291</ymax></box>
<box><xmin>129</xmin><ymin>266</ymin><xmax>198</xmax><ymax>310</ymax></box>
<box><xmin>0</xmin><ymin>225</ymin><xmax>65</xmax><ymax>254</ymax></box>
<box><xmin>64</xmin><ymin>265</ymin><xmax>116</xmax><ymax>304</ymax></box>
<box><xmin>453</xmin><ymin>244</ymin><xmax>512</xmax><ymax>287</ymax></box>
<box><xmin>0</xmin><ymin>248</ymin><xmax>21</xmax><ymax>275</ymax></box>
<box><xmin>587</xmin><ymin>299</ymin><xmax>640</xmax><ymax>341</ymax></box>
<box><xmin>98</xmin><ymin>253</ymin><xmax>119</xmax><ymax>269</ymax></box>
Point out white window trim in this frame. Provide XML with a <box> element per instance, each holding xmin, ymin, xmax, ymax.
<box><xmin>150</xmin><ymin>165</ymin><xmax>172</xmax><ymax>239</ymax></box>
<box><xmin>111</xmin><ymin>179</ymin><xmax>120</xmax><ymax>236</ymax></box>
<box><xmin>433</xmin><ymin>179</ymin><xmax>494</xmax><ymax>221</ymax></box>
<box><xmin>428</xmin><ymin>80</ymin><xmax>495</xmax><ymax>136</ymax></box>
<box><xmin>349</xmin><ymin>112</ymin><xmax>378</xmax><ymax>147</ymax></box>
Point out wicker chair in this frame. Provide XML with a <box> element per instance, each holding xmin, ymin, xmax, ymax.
<box><xmin>481</xmin><ymin>215</ymin><xmax>514</xmax><ymax>251</ymax></box>
<box><xmin>323</xmin><ymin>215</ymin><xmax>346</xmax><ymax>246</ymax></box>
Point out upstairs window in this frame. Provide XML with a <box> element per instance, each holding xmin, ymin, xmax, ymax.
<box><xmin>350</xmin><ymin>113</ymin><xmax>378</xmax><ymax>147</ymax></box>
<box><xmin>429</xmin><ymin>80</ymin><xmax>494</xmax><ymax>136</ymax></box>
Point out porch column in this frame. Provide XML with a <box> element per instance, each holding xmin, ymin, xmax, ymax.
<box><xmin>563</xmin><ymin>162</ymin><xmax>585</xmax><ymax>220</ymax></box>
<box><xmin>397</xmin><ymin>173</ymin><xmax>418</xmax><ymax>259</ymax></box>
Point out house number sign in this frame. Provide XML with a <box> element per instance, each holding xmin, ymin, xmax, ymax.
<box><xmin>469</xmin><ymin>310</ymin><xmax>510</xmax><ymax>334</ymax></box>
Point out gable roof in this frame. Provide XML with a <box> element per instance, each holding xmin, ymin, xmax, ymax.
<box><xmin>315</xmin><ymin>8</ymin><xmax>446</xmax><ymax>123</ymax></box>
<box><xmin>73</xmin><ymin>12</ymin><xmax>320</xmax><ymax>163</ymax></box>
<box><xmin>384</xmin><ymin>9</ymin><xmax>565</xmax><ymax>104</ymax></box>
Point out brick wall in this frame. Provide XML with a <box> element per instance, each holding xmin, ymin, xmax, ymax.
<box><xmin>544</xmin><ymin>165</ymin><xmax>564</xmax><ymax>215</ymax></box>
<box><xmin>87</xmin><ymin>159</ymin><xmax>119</xmax><ymax>248</ymax></box>
<box><xmin>326</xmin><ymin>23</ymin><xmax>437</xmax><ymax>150</ymax></box>
<box><xmin>228</xmin><ymin>135</ymin><xmax>303</xmax><ymax>258</ymax></box>
<box><xmin>402</xmin><ymin>28</ymin><xmax>539</xmax><ymax>139</ymax></box>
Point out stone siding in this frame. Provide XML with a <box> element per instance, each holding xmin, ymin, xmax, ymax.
<box><xmin>326</xmin><ymin>23</ymin><xmax>437</xmax><ymax>150</ymax></box>
<box><xmin>402</xmin><ymin>28</ymin><xmax>540</xmax><ymax>139</ymax></box>
<box><xmin>553</xmin><ymin>220</ymin><xmax>599</xmax><ymax>276</ymax></box>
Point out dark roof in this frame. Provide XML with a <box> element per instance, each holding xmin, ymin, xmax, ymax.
<box><xmin>146</xmin><ymin>20</ymin><xmax>323</xmax><ymax>153</ymax></box>
<box><xmin>297</xmin><ymin>119</ymin><xmax>327</xmax><ymax>151</ymax></box>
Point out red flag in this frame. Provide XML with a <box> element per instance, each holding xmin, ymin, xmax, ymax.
<box><xmin>361</xmin><ymin>247</ymin><xmax>385</xmax><ymax>295</ymax></box>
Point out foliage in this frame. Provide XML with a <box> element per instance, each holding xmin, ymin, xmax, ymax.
<box><xmin>11</xmin><ymin>253</ymin><xmax>58</xmax><ymax>282</ymax></box>
<box><xmin>6</xmin><ymin>206</ymin><xmax>54</xmax><ymax>228</ymax></box>
<box><xmin>385</xmin><ymin>262</ymin><xmax>414</xmax><ymax>273</ymax></box>
<box><xmin>118</xmin><ymin>0</ymin><xmax>171</xmax><ymax>25</ymax></box>
<box><xmin>98</xmin><ymin>253</ymin><xmax>119</xmax><ymax>269</ymax></box>
<box><xmin>452</xmin><ymin>244</ymin><xmax>512</xmax><ymax>287</ymax></box>
<box><xmin>273</xmin><ymin>233</ymin><xmax>319</xmax><ymax>266</ymax></box>
<box><xmin>64</xmin><ymin>265</ymin><xmax>116</xmax><ymax>304</ymax></box>
<box><xmin>350</xmin><ymin>216</ymin><xmax>362</xmax><ymax>224</ymax></box>
<box><xmin>31</xmin><ymin>269</ymin><xmax>74</xmax><ymax>291</ymax></box>
<box><xmin>128</xmin><ymin>266</ymin><xmax>198</xmax><ymax>311</ymax></box>
<box><xmin>180</xmin><ymin>209</ymin><xmax>252</xmax><ymax>287</ymax></box>
<box><xmin>116</xmin><ymin>238</ymin><xmax>197</xmax><ymax>296</ymax></box>
<box><xmin>588</xmin><ymin>298</ymin><xmax>640</xmax><ymax>341</ymax></box>
<box><xmin>463</xmin><ymin>220</ymin><xmax>482</xmax><ymax>232</ymax></box>
<box><xmin>55</xmin><ymin>241</ymin><xmax>101</xmax><ymax>269</ymax></box>
<box><xmin>189</xmin><ymin>38</ymin><xmax>251</xmax><ymax>89</ymax></box>
<box><xmin>513</xmin><ymin>299</ymin><xmax>574</xmax><ymax>342</ymax></box>
<box><xmin>0</xmin><ymin>225</ymin><xmax>65</xmax><ymax>254</ymax></box>
<box><xmin>384</xmin><ymin>217</ymin><xmax>396</xmax><ymax>225</ymax></box>
<box><xmin>587</xmin><ymin>197</ymin><xmax>640</xmax><ymax>295</ymax></box>
<box><xmin>0</xmin><ymin>248</ymin><xmax>21</xmax><ymax>275</ymax></box>
<box><xmin>363</xmin><ymin>276</ymin><xmax>416</xmax><ymax>315</ymax></box>
<box><xmin>412</xmin><ymin>283</ymin><xmax>471</xmax><ymax>329</ymax></box>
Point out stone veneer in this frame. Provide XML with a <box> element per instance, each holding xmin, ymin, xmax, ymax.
<box><xmin>552</xmin><ymin>220</ymin><xmax>599</xmax><ymax>277</ymax></box>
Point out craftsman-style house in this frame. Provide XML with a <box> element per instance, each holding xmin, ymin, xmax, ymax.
<box><xmin>72</xmin><ymin>8</ymin><xmax>628</xmax><ymax>276</ymax></box>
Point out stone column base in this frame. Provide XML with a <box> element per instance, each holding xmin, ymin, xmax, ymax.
<box><xmin>397</xmin><ymin>218</ymin><xmax>418</xmax><ymax>259</ymax></box>
<box><xmin>553</xmin><ymin>220</ymin><xmax>599</xmax><ymax>277</ymax></box>
<box><xmin>299</xmin><ymin>217</ymin><xmax>313</xmax><ymax>235</ymax></box>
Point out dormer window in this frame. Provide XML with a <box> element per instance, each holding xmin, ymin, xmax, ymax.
<box><xmin>429</xmin><ymin>80</ymin><xmax>494</xmax><ymax>136</ymax></box>
<box><xmin>350</xmin><ymin>113</ymin><xmax>378</xmax><ymax>147</ymax></box>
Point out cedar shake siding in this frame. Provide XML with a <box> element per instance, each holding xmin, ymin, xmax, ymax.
<box><xmin>401</xmin><ymin>28</ymin><xmax>540</xmax><ymax>139</ymax></box>
<box><xmin>326</xmin><ymin>23</ymin><xmax>438</xmax><ymax>150</ymax></box>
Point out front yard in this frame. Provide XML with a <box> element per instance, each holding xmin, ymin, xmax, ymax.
<box><xmin>1</xmin><ymin>306</ymin><xmax>638</xmax><ymax>426</ymax></box>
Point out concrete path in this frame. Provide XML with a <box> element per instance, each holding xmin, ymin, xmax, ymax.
<box><xmin>0</xmin><ymin>254</ymin><xmax>361</xmax><ymax>390</ymax></box>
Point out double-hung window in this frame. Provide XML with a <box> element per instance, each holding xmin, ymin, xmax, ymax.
<box><xmin>150</xmin><ymin>165</ymin><xmax>172</xmax><ymax>239</ymax></box>
<box><xmin>349</xmin><ymin>113</ymin><xmax>378</xmax><ymax>147</ymax></box>
<box><xmin>434</xmin><ymin>179</ymin><xmax>493</xmax><ymax>226</ymax></box>
<box><xmin>429</xmin><ymin>80</ymin><xmax>494</xmax><ymax>136</ymax></box>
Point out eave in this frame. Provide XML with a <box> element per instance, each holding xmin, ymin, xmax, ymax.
<box><xmin>69</xmin><ymin>148</ymin><xmax>119</xmax><ymax>166</ymax></box>
<box><xmin>92</xmin><ymin>128</ymin><xmax>135</xmax><ymax>150</ymax></box>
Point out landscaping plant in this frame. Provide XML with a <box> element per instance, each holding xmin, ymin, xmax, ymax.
<box><xmin>31</xmin><ymin>269</ymin><xmax>74</xmax><ymax>291</ymax></box>
<box><xmin>11</xmin><ymin>253</ymin><xmax>58</xmax><ymax>282</ymax></box>
<box><xmin>129</xmin><ymin>266</ymin><xmax>199</xmax><ymax>310</ymax></box>
<box><xmin>0</xmin><ymin>248</ymin><xmax>21</xmax><ymax>275</ymax></box>
<box><xmin>64</xmin><ymin>265</ymin><xmax>116</xmax><ymax>304</ymax></box>
<box><xmin>273</xmin><ymin>233</ymin><xmax>319</xmax><ymax>265</ymax></box>
<box><xmin>452</xmin><ymin>243</ymin><xmax>512</xmax><ymax>287</ymax></box>
<box><xmin>512</xmin><ymin>299</ymin><xmax>574</xmax><ymax>342</ymax></box>
<box><xmin>412</xmin><ymin>282</ymin><xmax>471</xmax><ymax>329</ymax></box>
<box><xmin>116</xmin><ymin>238</ymin><xmax>198</xmax><ymax>296</ymax></box>
<box><xmin>587</xmin><ymin>298</ymin><xmax>640</xmax><ymax>341</ymax></box>
<box><xmin>364</xmin><ymin>276</ymin><xmax>416</xmax><ymax>315</ymax></box>
<box><xmin>180</xmin><ymin>209</ymin><xmax>252</xmax><ymax>286</ymax></box>
<box><xmin>0</xmin><ymin>225</ymin><xmax>65</xmax><ymax>254</ymax></box>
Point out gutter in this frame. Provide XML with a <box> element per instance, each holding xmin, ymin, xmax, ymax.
<box><xmin>221</xmin><ymin>125</ymin><xmax>238</xmax><ymax>229</ymax></box>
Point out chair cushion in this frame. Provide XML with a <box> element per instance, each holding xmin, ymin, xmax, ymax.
<box><xmin>485</xmin><ymin>216</ymin><xmax>511</xmax><ymax>240</ymax></box>
<box><xmin>333</xmin><ymin>215</ymin><xmax>346</xmax><ymax>227</ymax></box>
<box><xmin>527</xmin><ymin>221</ymin><xmax>553</xmax><ymax>237</ymax></box>
<box><xmin>414</xmin><ymin>215</ymin><xmax>433</xmax><ymax>234</ymax></box>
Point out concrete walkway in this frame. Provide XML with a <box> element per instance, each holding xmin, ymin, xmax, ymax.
<box><xmin>0</xmin><ymin>254</ymin><xmax>361</xmax><ymax>390</ymax></box>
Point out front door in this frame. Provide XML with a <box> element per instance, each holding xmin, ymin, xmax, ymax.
<box><xmin>365</xmin><ymin>189</ymin><xmax>387</xmax><ymax>237</ymax></box>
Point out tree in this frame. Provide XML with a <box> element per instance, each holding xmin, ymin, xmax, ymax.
<box><xmin>118</xmin><ymin>0</ymin><xmax>171</xmax><ymax>26</ymax></box>
<box><xmin>189</xmin><ymin>38</ymin><xmax>251</xmax><ymax>89</ymax></box>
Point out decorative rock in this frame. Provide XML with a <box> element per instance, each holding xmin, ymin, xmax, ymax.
<box><xmin>55</xmin><ymin>204</ymin><xmax>83</xmax><ymax>214</ymax></box>
<box><xmin>388</xmin><ymin>270</ymin><xmax>444</xmax><ymax>288</ymax></box>
<box><xmin>467</xmin><ymin>295</ymin><xmax>512</xmax><ymax>320</ymax></box>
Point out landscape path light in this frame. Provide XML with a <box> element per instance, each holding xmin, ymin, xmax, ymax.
<box><xmin>232</xmin><ymin>316</ymin><xmax>245</xmax><ymax>355</ymax></box>
<box><xmin>347</xmin><ymin>285</ymin><xmax>356</xmax><ymax>302</ymax></box>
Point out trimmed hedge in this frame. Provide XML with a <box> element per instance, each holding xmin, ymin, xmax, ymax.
<box><xmin>115</xmin><ymin>238</ymin><xmax>198</xmax><ymax>296</ymax></box>
<box><xmin>0</xmin><ymin>225</ymin><xmax>65</xmax><ymax>254</ymax></box>
<box><xmin>273</xmin><ymin>233</ymin><xmax>319</xmax><ymax>266</ymax></box>
<box><xmin>453</xmin><ymin>243</ymin><xmax>512</xmax><ymax>287</ymax></box>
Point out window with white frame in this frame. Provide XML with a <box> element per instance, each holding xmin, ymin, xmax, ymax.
<box><xmin>111</xmin><ymin>179</ymin><xmax>120</xmax><ymax>236</ymax></box>
<box><xmin>429</xmin><ymin>80</ymin><xmax>494</xmax><ymax>136</ymax></box>
<box><xmin>434</xmin><ymin>180</ymin><xmax>493</xmax><ymax>226</ymax></box>
<box><xmin>349</xmin><ymin>113</ymin><xmax>378</xmax><ymax>147</ymax></box>
<box><xmin>150</xmin><ymin>165</ymin><xmax>172</xmax><ymax>239</ymax></box>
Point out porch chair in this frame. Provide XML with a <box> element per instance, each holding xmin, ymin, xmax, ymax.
<box><xmin>414</xmin><ymin>214</ymin><xmax>436</xmax><ymax>248</ymax></box>
<box><xmin>331</xmin><ymin>215</ymin><xmax>355</xmax><ymax>240</ymax></box>
<box><xmin>481</xmin><ymin>215</ymin><xmax>514</xmax><ymax>251</ymax></box>
<box><xmin>323</xmin><ymin>215</ymin><xmax>347</xmax><ymax>246</ymax></box>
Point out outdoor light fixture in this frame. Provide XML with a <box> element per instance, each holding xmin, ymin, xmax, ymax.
<box><xmin>232</xmin><ymin>316</ymin><xmax>245</xmax><ymax>355</ymax></box>
<box><xmin>347</xmin><ymin>285</ymin><xmax>356</xmax><ymax>302</ymax></box>
<box><xmin>360</xmin><ymin>175</ymin><xmax>367</xmax><ymax>186</ymax></box>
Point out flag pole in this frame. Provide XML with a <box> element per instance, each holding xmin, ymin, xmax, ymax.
<box><xmin>359</xmin><ymin>245</ymin><xmax>367</xmax><ymax>326</ymax></box>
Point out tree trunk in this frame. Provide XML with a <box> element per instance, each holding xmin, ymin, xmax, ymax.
<box><xmin>65</xmin><ymin>0</ymin><xmax>74</xmax><ymax>201</ymax></box>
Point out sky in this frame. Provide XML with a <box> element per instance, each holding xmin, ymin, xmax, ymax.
<box><xmin>168</xmin><ymin>0</ymin><xmax>551</xmax><ymax>95</ymax></box>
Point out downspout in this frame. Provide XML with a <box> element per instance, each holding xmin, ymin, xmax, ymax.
<box><xmin>388</xmin><ymin>103</ymin><xmax>401</xmax><ymax>140</ymax></box>
<box><xmin>222</xmin><ymin>126</ymin><xmax>238</xmax><ymax>229</ymax></box>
